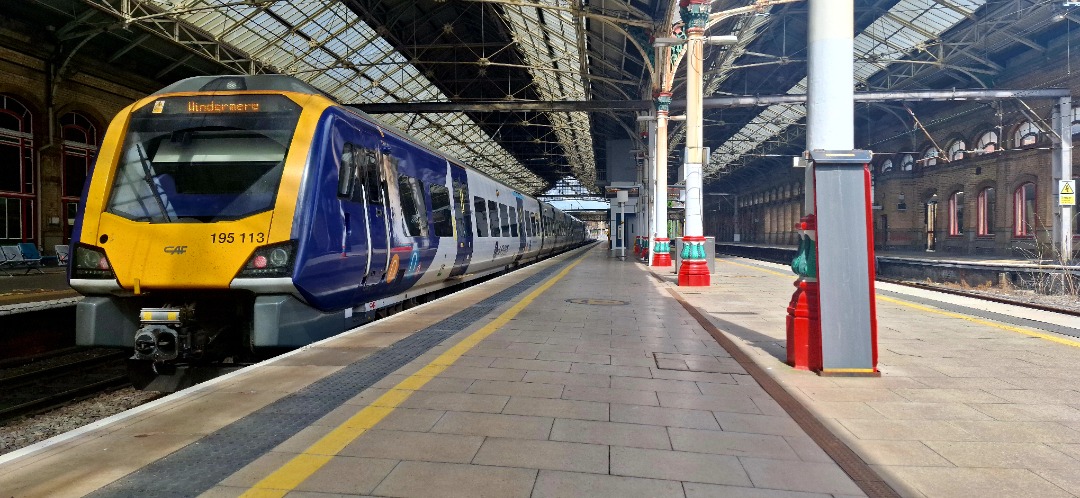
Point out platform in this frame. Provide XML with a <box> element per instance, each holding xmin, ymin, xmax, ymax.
<box><xmin>3</xmin><ymin>245</ymin><xmax>1080</xmax><ymax>497</ymax></box>
<box><xmin>0</xmin><ymin>266</ymin><xmax>78</xmax><ymax>315</ymax></box>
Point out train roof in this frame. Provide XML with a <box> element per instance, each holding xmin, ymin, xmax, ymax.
<box><xmin>152</xmin><ymin>75</ymin><xmax>332</xmax><ymax>97</ymax></box>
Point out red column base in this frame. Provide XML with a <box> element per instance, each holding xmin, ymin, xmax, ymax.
<box><xmin>785</xmin><ymin>279</ymin><xmax>821</xmax><ymax>371</ymax></box>
<box><xmin>652</xmin><ymin>237</ymin><xmax>671</xmax><ymax>267</ymax></box>
<box><xmin>677</xmin><ymin>259</ymin><xmax>710</xmax><ymax>286</ymax></box>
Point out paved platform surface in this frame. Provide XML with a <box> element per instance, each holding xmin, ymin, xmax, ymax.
<box><xmin>2</xmin><ymin>245</ymin><xmax>1080</xmax><ymax>497</ymax></box>
<box><xmin>676</xmin><ymin>257</ymin><xmax>1080</xmax><ymax>498</ymax></box>
<box><xmin>0</xmin><ymin>266</ymin><xmax>77</xmax><ymax>314</ymax></box>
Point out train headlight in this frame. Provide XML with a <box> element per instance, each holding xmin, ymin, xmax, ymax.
<box><xmin>269</xmin><ymin>247</ymin><xmax>289</xmax><ymax>267</ymax></box>
<box><xmin>72</xmin><ymin>245</ymin><xmax>115</xmax><ymax>279</ymax></box>
<box><xmin>237</xmin><ymin>241</ymin><xmax>296</xmax><ymax>278</ymax></box>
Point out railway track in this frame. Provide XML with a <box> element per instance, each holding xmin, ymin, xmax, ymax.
<box><xmin>0</xmin><ymin>348</ymin><xmax>132</xmax><ymax>423</ymax></box>
<box><xmin>716</xmin><ymin>247</ymin><xmax>1079</xmax><ymax>318</ymax></box>
<box><xmin>877</xmin><ymin>277</ymin><xmax>1080</xmax><ymax>317</ymax></box>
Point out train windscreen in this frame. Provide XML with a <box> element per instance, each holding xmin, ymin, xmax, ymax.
<box><xmin>105</xmin><ymin>95</ymin><xmax>302</xmax><ymax>223</ymax></box>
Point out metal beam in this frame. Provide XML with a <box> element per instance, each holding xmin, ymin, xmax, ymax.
<box><xmin>680</xmin><ymin>88</ymin><xmax>1072</xmax><ymax>109</ymax></box>
<box><xmin>353</xmin><ymin>88</ymin><xmax>1071</xmax><ymax>114</ymax></box>
<box><xmin>353</xmin><ymin>100</ymin><xmax>653</xmax><ymax>113</ymax></box>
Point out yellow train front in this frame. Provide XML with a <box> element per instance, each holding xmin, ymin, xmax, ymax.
<box><xmin>71</xmin><ymin>76</ymin><xmax>348</xmax><ymax>389</ymax></box>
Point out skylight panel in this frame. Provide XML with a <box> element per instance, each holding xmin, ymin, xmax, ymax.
<box><xmin>170</xmin><ymin>1</ymin><xmax>544</xmax><ymax>192</ymax></box>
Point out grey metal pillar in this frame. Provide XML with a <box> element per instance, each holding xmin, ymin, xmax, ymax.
<box><xmin>807</xmin><ymin>0</ymin><xmax>877</xmax><ymax>374</ymax></box>
<box><xmin>1053</xmin><ymin>98</ymin><xmax>1074</xmax><ymax>262</ymax></box>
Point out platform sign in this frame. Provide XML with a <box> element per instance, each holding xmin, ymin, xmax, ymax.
<box><xmin>1061</xmin><ymin>180</ymin><xmax>1076</xmax><ymax>206</ymax></box>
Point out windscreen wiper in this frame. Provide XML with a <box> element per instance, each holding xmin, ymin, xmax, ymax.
<box><xmin>135</xmin><ymin>143</ymin><xmax>172</xmax><ymax>223</ymax></box>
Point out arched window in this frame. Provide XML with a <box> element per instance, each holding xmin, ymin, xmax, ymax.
<box><xmin>60</xmin><ymin>112</ymin><xmax>99</xmax><ymax>242</ymax></box>
<box><xmin>1015</xmin><ymin>121</ymin><xmax>1039</xmax><ymax>147</ymax></box>
<box><xmin>0</xmin><ymin>95</ymin><xmax>34</xmax><ymax>243</ymax></box>
<box><xmin>61</xmin><ymin>112</ymin><xmax>97</xmax><ymax>198</ymax></box>
<box><xmin>948</xmin><ymin>191</ymin><xmax>964</xmax><ymax>236</ymax></box>
<box><xmin>880</xmin><ymin>158</ymin><xmax>894</xmax><ymax>174</ymax></box>
<box><xmin>977</xmin><ymin>186</ymin><xmax>995</xmax><ymax>236</ymax></box>
<box><xmin>922</xmin><ymin>148</ymin><xmax>939</xmax><ymax>167</ymax></box>
<box><xmin>899</xmin><ymin>154</ymin><xmax>914</xmax><ymax>172</ymax></box>
<box><xmin>1013</xmin><ymin>182</ymin><xmax>1037</xmax><ymax>237</ymax></box>
<box><xmin>870</xmin><ymin>171</ymin><xmax>876</xmax><ymax>203</ymax></box>
<box><xmin>975</xmin><ymin>130</ymin><xmax>998</xmax><ymax>154</ymax></box>
<box><xmin>947</xmin><ymin>139</ymin><xmax>966</xmax><ymax>161</ymax></box>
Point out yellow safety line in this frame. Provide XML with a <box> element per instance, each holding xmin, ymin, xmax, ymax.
<box><xmin>239</xmin><ymin>252</ymin><xmax>590</xmax><ymax>498</ymax></box>
<box><xmin>876</xmin><ymin>295</ymin><xmax>1080</xmax><ymax>348</ymax></box>
<box><xmin>718</xmin><ymin>258</ymin><xmax>795</xmax><ymax>278</ymax></box>
<box><xmin>720</xmin><ymin>257</ymin><xmax>1080</xmax><ymax>349</ymax></box>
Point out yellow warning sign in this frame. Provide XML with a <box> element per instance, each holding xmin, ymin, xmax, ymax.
<box><xmin>1061</xmin><ymin>180</ymin><xmax>1076</xmax><ymax>206</ymax></box>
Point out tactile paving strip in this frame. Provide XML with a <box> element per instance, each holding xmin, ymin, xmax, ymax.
<box><xmin>87</xmin><ymin>253</ymin><xmax>581</xmax><ymax>497</ymax></box>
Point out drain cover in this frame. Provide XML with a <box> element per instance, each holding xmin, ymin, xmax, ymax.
<box><xmin>566</xmin><ymin>298</ymin><xmax>630</xmax><ymax>306</ymax></box>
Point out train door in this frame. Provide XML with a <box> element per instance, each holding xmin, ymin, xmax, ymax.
<box><xmin>334</xmin><ymin>142</ymin><xmax>370</xmax><ymax>278</ymax></box>
<box><xmin>513</xmin><ymin>195</ymin><xmax>526</xmax><ymax>264</ymax></box>
<box><xmin>358</xmin><ymin>144</ymin><xmax>389</xmax><ymax>289</ymax></box>
<box><xmin>448</xmin><ymin>163</ymin><xmax>472</xmax><ymax>277</ymax></box>
<box><xmin>537</xmin><ymin>204</ymin><xmax>552</xmax><ymax>259</ymax></box>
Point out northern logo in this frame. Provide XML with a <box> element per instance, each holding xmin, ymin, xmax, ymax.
<box><xmin>164</xmin><ymin>246</ymin><xmax>188</xmax><ymax>255</ymax></box>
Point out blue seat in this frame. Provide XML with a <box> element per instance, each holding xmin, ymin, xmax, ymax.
<box><xmin>55</xmin><ymin>244</ymin><xmax>70</xmax><ymax>265</ymax></box>
<box><xmin>0</xmin><ymin>246</ymin><xmax>12</xmax><ymax>276</ymax></box>
<box><xmin>8</xmin><ymin>243</ymin><xmax>45</xmax><ymax>274</ymax></box>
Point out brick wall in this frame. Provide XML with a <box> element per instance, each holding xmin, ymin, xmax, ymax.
<box><xmin>0</xmin><ymin>38</ymin><xmax>153</xmax><ymax>252</ymax></box>
<box><xmin>724</xmin><ymin>28</ymin><xmax>1080</xmax><ymax>258</ymax></box>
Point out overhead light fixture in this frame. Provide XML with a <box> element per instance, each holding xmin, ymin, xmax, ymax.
<box><xmin>705</xmin><ymin>35</ymin><xmax>738</xmax><ymax>46</ymax></box>
<box><xmin>652</xmin><ymin>35</ymin><xmax>738</xmax><ymax>48</ymax></box>
<box><xmin>653</xmin><ymin>37</ymin><xmax>685</xmax><ymax>47</ymax></box>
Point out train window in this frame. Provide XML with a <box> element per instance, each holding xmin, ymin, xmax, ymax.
<box><xmin>454</xmin><ymin>181</ymin><xmax>472</xmax><ymax>238</ymax></box>
<box><xmin>337</xmin><ymin>144</ymin><xmax>356</xmax><ymax>198</ymax></box>
<box><xmin>473</xmin><ymin>196</ymin><xmax>489</xmax><ymax>237</ymax></box>
<box><xmin>429</xmin><ymin>184</ymin><xmax>453</xmax><ymax>237</ymax></box>
<box><xmin>499</xmin><ymin>204</ymin><xmax>511</xmax><ymax>237</ymax></box>
<box><xmin>488</xmin><ymin>200</ymin><xmax>500</xmax><ymax>236</ymax></box>
<box><xmin>358</xmin><ymin>148</ymin><xmax>382</xmax><ymax>204</ymax></box>
<box><xmin>509</xmin><ymin>206</ymin><xmax>519</xmax><ymax>237</ymax></box>
<box><xmin>397</xmin><ymin>175</ymin><xmax>428</xmax><ymax>237</ymax></box>
<box><xmin>107</xmin><ymin>95</ymin><xmax>300</xmax><ymax>222</ymax></box>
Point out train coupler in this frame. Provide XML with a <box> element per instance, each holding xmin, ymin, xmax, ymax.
<box><xmin>132</xmin><ymin>307</ymin><xmax>186</xmax><ymax>361</ymax></box>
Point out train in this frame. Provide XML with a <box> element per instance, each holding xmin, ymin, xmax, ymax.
<box><xmin>69</xmin><ymin>74</ymin><xmax>590</xmax><ymax>390</ymax></box>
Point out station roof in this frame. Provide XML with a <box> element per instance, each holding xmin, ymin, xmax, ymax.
<box><xmin>6</xmin><ymin>1</ymin><xmax>1078</xmax><ymax>195</ymax></box>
